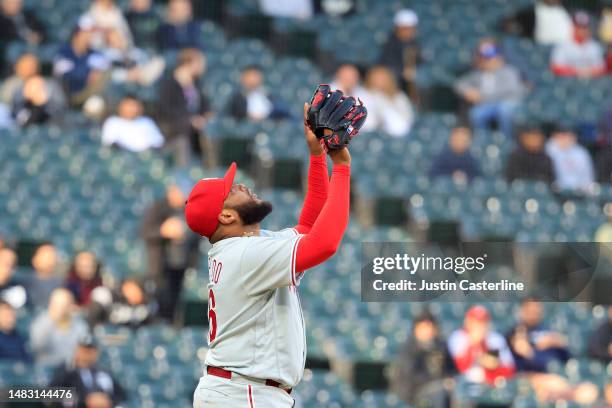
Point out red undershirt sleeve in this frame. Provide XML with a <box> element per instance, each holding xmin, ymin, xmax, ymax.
<box><xmin>295</xmin><ymin>164</ymin><xmax>350</xmax><ymax>272</ymax></box>
<box><xmin>294</xmin><ymin>154</ymin><xmax>329</xmax><ymax>234</ymax></box>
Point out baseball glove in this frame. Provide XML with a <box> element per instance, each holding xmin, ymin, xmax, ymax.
<box><xmin>306</xmin><ymin>84</ymin><xmax>368</xmax><ymax>150</ymax></box>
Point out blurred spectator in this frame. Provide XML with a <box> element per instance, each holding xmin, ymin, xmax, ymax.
<box><xmin>430</xmin><ymin>125</ymin><xmax>480</xmax><ymax>182</ymax></box>
<box><xmin>53</xmin><ymin>19</ymin><xmax>110</xmax><ymax>106</ymax></box>
<box><xmin>126</xmin><ymin>0</ymin><xmax>161</xmax><ymax>50</ymax></box>
<box><xmin>7</xmin><ymin>61</ymin><xmax>65</xmax><ymax>127</ymax></box>
<box><xmin>156</xmin><ymin>48</ymin><xmax>210</xmax><ymax>166</ymax></box>
<box><xmin>12</xmin><ymin>75</ymin><xmax>58</xmax><ymax>126</ymax></box>
<box><xmin>51</xmin><ymin>335</ymin><xmax>126</xmax><ymax>406</ymax></box>
<box><xmin>101</xmin><ymin>27</ymin><xmax>165</xmax><ymax>86</ymax></box>
<box><xmin>24</xmin><ymin>243</ymin><xmax>62</xmax><ymax>310</ymax></box>
<box><xmin>507</xmin><ymin>298</ymin><xmax>570</xmax><ymax>372</ymax></box>
<box><xmin>259</xmin><ymin>0</ymin><xmax>313</xmax><ymax>19</ymax></box>
<box><xmin>595</xmin><ymin>204</ymin><xmax>612</xmax><ymax>243</ymax></box>
<box><xmin>588</xmin><ymin>306</ymin><xmax>611</xmax><ymax>363</ymax></box>
<box><xmin>330</xmin><ymin>63</ymin><xmax>369</xmax><ymax>101</ymax></box>
<box><xmin>363</xmin><ymin>65</ymin><xmax>414</xmax><ymax>137</ymax></box>
<box><xmin>102</xmin><ymin>95</ymin><xmax>164</xmax><ymax>152</ymax></box>
<box><xmin>502</xmin><ymin>0</ymin><xmax>572</xmax><ymax>46</ymax></box>
<box><xmin>1</xmin><ymin>53</ymin><xmax>66</xmax><ymax>111</ymax></box>
<box><xmin>545</xmin><ymin>123</ymin><xmax>594</xmax><ymax>192</ymax></box>
<box><xmin>88</xmin><ymin>278</ymin><xmax>157</xmax><ymax>328</ymax></box>
<box><xmin>156</xmin><ymin>0</ymin><xmax>202</xmax><ymax>50</ymax></box>
<box><xmin>0</xmin><ymin>247</ymin><xmax>27</xmax><ymax>310</ymax></box>
<box><xmin>391</xmin><ymin>310</ymin><xmax>453</xmax><ymax>407</ymax></box>
<box><xmin>0</xmin><ymin>300</ymin><xmax>31</xmax><ymax>361</ymax></box>
<box><xmin>81</xmin><ymin>0</ymin><xmax>133</xmax><ymax>50</ymax></box>
<box><xmin>1</xmin><ymin>53</ymin><xmax>38</xmax><ymax>104</ymax></box>
<box><xmin>225</xmin><ymin>65</ymin><xmax>289</xmax><ymax>121</ymax></box>
<box><xmin>65</xmin><ymin>251</ymin><xmax>102</xmax><ymax>307</ymax></box>
<box><xmin>506</xmin><ymin>299</ymin><xmax>598</xmax><ymax>404</ymax></box>
<box><xmin>550</xmin><ymin>11</ymin><xmax>606</xmax><ymax>78</ymax></box>
<box><xmin>140</xmin><ymin>179</ymin><xmax>199</xmax><ymax>320</ymax></box>
<box><xmin>447</xmin><ymin>305</ymin><xmax>515</xmax><ymax>385</ymax></box>
<box><xmin>379</xmin><ymin>9</ymin><xmax>420</xmax><ymax>98</ymax></box>
<box><xmin>455</xmin><ymin>39</ymin><xmax>526</xmax><ymax>139</ymax></box>
<box><xmin>30</xmin><ymin>288</ymin><xmax>89</xmax><ymax>366</ymax></box>
<box><xmin>0</xmin><ymin>0</ymin><xmax>45</xmax><ymax>45</ymax></box>
<box><xmin>505</xmin><ymin>125</ymin><xmax>555</xmax><ymax>183</ymax></box>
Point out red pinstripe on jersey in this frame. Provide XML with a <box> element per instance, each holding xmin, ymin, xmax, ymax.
<box><xmin>247</xmin><ymin>385</ymin><xmax>254</xmax><ymax>407</ymax></box>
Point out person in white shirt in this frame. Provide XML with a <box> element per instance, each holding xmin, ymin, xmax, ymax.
<box><xmin>258</xmin><ymin>0</ymin><xmax>312</xmax><ymax>20</ymax></box>
<box><xmin>81</xmin><ymin>0</ymin><xmax>133</xmax><ymax>50</ymax></box>
<box><xmin>363</xmin><ymin>65</ymin><xmax>414</xmax><ymax>137</ymax></box>
<box><xmin>101</xmin><ymin>95</ymin><xmax>164</xmax><ymax>152</ymax></box>
<box><xmin>534</xmin><ymin>0</ymin><xmax>573</xmax><ymax>45</ymax></box>
<box><xmin>545</xmin><ymin>124</ymin><xmax>595</xmax><ymax>192</ymax></box>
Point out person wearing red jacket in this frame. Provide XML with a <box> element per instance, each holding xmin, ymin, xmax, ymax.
<box><xmin>447</xmin><ymin>305</ymin><xmax>515</xmax><ymax>385</ymax></box>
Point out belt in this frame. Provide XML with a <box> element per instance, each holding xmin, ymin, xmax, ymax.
<box><xmin>207</xmin><ymin>366</ymin><xmax>292</xmax><ymax>394</ymax></box>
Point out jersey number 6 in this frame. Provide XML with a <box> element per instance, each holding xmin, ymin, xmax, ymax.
<box><xmin>208</xmin><ymin>288</ymin><xmax>217</xmax><ymax>343</ymax></box>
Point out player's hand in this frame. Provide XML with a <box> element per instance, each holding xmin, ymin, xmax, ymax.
<box><xmin>160</xmin><ymin>217</ymin><xmax>185</xmax><ymax>240</ymax></box>
<box><xmin>329</xmin><ymin>147</ymin><xmax>351</xmax><ymax>166</ymax></box>
<box><xmin>303</xmin><ymin>103</ymin><xmax>324</xmax><ymax>156</ymax></box>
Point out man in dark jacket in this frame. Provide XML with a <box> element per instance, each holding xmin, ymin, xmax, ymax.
<box><xmin>430</xmin><ymin>125</ymin><xmax>481</xmax><ymax>182</ymax></box>
<box><xmin>156</xmin><ymin>48</ymin><xmax>210</xmax><ymax>166</ymax></box>
<box><xmin>391</xmin><ymin>311</ymin><xmax>454</xmax><ymax>407</ymax></box>
<box><xmin>0</xmin><ymin>300</ymin><xmax>31</xmax><ymax>361</ymax></box>
<box><xmin>379</xmin><ymin>9</ymin><xmax>420</xmax><ymax>97</ymax></box>
<box><xmin>156</xmin><ymin>0</ymin><xmax>202</xmax><ymax>50</ymax></box>
<box><xmin>507</xmin><ymin>298</ymin><xmax>570</xmax><ymax>373</ymax></box>
<box><xmin>140</xmin><ymin>176</ymin><xmax>199</xmax><ymax>320</ymax></box>
<box><xmin>50</xmin><ymin>335</ymin><xmax>125</xmax><ymax>407</ymax></box>
<box><xmin>0</xmin><ymin>0</ymin><xmax>45</xmax><ymax>45</ymax></box>
<box><xmin>126</xmin><ymin>0</ymin><xmax>161</xmax><ymax>50</ymax></box>
<box><xmin>505</xmin><ymin>125</ymin><xmax>555</xmax><ymax>184</ymax></box>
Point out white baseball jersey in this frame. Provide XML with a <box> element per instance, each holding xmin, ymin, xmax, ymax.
<box><xmin>204</xmin><ymin>228</ymin><xmax>306</xmax><ymax>388</ymax></box>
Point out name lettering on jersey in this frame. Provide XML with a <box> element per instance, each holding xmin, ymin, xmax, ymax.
<box><xmin>208</xmin><ymin>256</ymin><xmax>223</xmax><ymax>284</ymax></box>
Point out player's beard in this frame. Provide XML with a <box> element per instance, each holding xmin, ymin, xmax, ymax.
<box><xmin>232</xmin><ymin>200</ymin><xmax>273</xmax><ymax>226</ymax></box>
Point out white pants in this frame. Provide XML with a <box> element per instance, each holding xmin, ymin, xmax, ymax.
<box><xmin>193</xmin><ymin>372</ymin><xmax>295</xmax><ymax>408</ymax></box>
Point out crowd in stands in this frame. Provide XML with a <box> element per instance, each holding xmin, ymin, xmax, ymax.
<box><xmin>0</xmin><ymin>0</ymin><xmax>611</xmax><ymax>406</ymax></box>
<box><xmin>392</xmin><ymin>302</ymin><xmax>612</xmax><ymax>407</ymax></box>
<box><xmin>0</xmin><ymin>0</ymin><xmax>610</xmax><ymax>192</ymax></box>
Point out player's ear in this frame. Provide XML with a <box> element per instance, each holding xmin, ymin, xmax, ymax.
<box><xmin>218</xmin><ymin>209</ymin><xmax>238</xmax><ymax>225</ymax></box>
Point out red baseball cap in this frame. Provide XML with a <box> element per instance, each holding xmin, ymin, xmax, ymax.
<box><xmin>185</xmin><ymin>162</ymin><xmax>237</xmax><ymax>239</ymax></box>
<box><xmin>465</xmin><ymin>305</ymin><xmax>490</xmax><ymax>323</ymax></box>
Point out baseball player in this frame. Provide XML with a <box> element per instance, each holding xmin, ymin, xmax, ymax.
<box><xmin>186</xmin><ymin>93</ymin><xmax>364</xmax><ymax>407</ymax></box>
